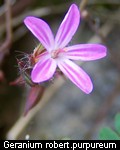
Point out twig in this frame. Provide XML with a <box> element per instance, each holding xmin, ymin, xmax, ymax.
<box><xmin>0</xmin><ymin>0</ymin><xmax>12</xmax><ymax>66</ymax></box>
<box><xmin>0</xmin><ymin>0</ymin><xmax>35</xmax><ymax>23</ymax></box>
<box><xmin>79</xmin><ymin>0</ymin><xmax>89</xmax><ymax>12</ymax></box>
<box><xmin>0</xmin><ymin>2</ymin><xmax>70</xmax><ymax>36</ymax></box>
<box><xmin>88</xmin><ymin>0</ymin><xmax>120</xmax><ymax>5</ymax></box>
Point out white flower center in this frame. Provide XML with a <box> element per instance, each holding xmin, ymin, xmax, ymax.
<box><xmin>51</xmin><ymin>49</ymin><xmax>65</xmax><ymax>59</ymax></box>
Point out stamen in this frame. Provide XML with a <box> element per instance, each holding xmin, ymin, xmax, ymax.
<box><xmin>51</xmin><ymin>50</ymin><xmax>59</xmax><ymax>58</ymax></box>
<box><xmin>51</xmin><ymin>49</ymin><xmax>64</xmax><ymax>59</ymax></box>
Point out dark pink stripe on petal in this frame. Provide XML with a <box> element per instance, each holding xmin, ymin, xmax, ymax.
<box><xmin>58</xmin><ymin>59</ymin><xmax>93</xmax><ymax>94</ymax></box>
<box><xmin>55</xmin><ymin>4</ymin><xmax>80</xmax><ymax>48</ymax></box>
<box><xmin>31</xmin><ymin>58</ymin><xmax>57</xmax><ymax>83</ymax></box>
<box><xmin>24</xmin><ymin>16</ymin><xmax>54</xmax><ymax>52</ymax></box>
<box><xmin>65</xmin><ymin>44</ymin><xmax>107</xmax><ymax>61</ymax></box>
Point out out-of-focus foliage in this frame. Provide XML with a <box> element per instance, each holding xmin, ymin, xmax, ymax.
<box><xmin>99</xmin><ymin>113</ymin><xmax>120</xmax><ymax>140</ymax></box>
<box><xmin>115</xmin><ymin>113</ymin><xmax>120</xmax><ymax>136</ymax></box>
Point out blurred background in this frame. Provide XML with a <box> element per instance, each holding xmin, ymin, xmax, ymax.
<box><xmin>0</xmin><ymin>0</ymin><xmax>120</xmax><ymax>140</ymax></box>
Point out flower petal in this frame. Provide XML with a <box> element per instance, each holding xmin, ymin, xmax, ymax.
<box><xmin>24</xmin><ymin>16</ymin><xmax>54</xmax><ymax>51</ymax></box>
<box><xmin>55</xmin><ymin>4</ymin><xmax>80</xmax><ymax>49</ymax></box>
<box><xmin>58</xmin><ymin>59</ymin><xmax>93</xmax><ymax>94</ymax></box>
<box><xmin>65</xmin><ymin>44</ymin><xmax>107</xmax><ymax>60</ymax></box>
<box><xmin>31</xmin><ymin>58</ymin><xmax>57</xmax><ymax>83</ymax></box>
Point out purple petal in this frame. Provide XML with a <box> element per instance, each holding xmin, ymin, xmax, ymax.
<box><xmin>65</xmin><ymin>44</ymin><xmax>107</xmax><ymax>61</ymax></box>
<box><xmin>31</xmin><ymin>58</ymin><xmax>57</xmax><ymax>83</ymax></box>
<box><xmin>24</xmin><ymin>16</ymin><xmax>54</xmax><ymax>51</ymax></box>
<box><xmin>55</xmin><ymin>4</ymin><xmax>80</xmax><ymax>48</ymax></box>
<box><xmin>58</xmin><ymin>59</ymin><xmax>93</xmax><ymax>94</ymax></box>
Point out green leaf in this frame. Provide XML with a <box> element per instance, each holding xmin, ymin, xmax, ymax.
<box><xmin>115</xmin><ymin>113</ymin><xmax>120</xmax><ymax>135</ymax></box>
<box><xmin>99</xmin><ymin>127</ymin><xmax>120</xmax><ymax>140</ymax></box>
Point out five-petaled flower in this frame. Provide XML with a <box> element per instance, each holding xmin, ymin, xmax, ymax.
<box><xmin>24</xmin><ymin>4</ymin><xmax>107</xmax><ymax>94</ymax></box>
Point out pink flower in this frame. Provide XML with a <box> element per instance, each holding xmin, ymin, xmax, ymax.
<box><xmin>24</xmin><ymin>4</ymin><xmax>107</xmax><ymax>94</ymax></box>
